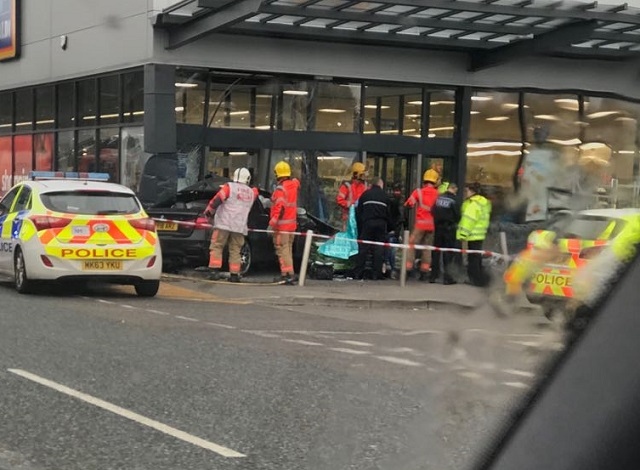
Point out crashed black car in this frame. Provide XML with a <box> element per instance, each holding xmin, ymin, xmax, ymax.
<box><xmin>143</xmin><ymin>175</ymin><xmax>334</xmax><ymax>274</ymax></box>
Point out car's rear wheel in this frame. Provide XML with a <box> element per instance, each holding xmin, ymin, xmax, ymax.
<box><xmin>135</xmin><ymin>280</ymin><xmax>160</xmax><ymax>297</ymax></box>
<box><xmin>14</xmin><ymin>249</ymin><xmax>33</xmax><ymax>294</ymax></box>
<box><xmin>240</xmin><ymin>242</ymin><xmax>252</xmax><ymax>276</ymax></box>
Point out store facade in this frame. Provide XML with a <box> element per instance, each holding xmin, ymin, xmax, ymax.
<box><xmin>2</xmin><ymin>0</ymin><xmax>640</xmax><ymax>226</ymax></box>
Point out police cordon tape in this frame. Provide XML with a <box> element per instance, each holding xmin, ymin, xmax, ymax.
<box><xmin>151</xmin><ymin>217</ymin><xmax>509</xmax><ymax>259</ymax></box>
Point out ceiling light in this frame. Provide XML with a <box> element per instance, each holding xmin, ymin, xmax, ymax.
<box><xmin>486</xmin><ymin>116</ymin><xmax>510</xmax><ymax>121</ymax></box>
<box><xmin>549</xmin><ymin>138</ymin><xmax>582</xmax><ymax>146</ymax></box>
<box><xmin>617</xmin><ymin>150</ymin><xmax>635</xmax><ymax>154</ymax></box>
<box><xmin>467</xmin><ymin>150</ymin><xmax>522</xmax><ymax>157</ymax></box>
<box><xmin>468</xmin><ymin>142</ymin><xmax>522</xmax><ymax>148</ymax></box>
<box><xmin>407</xmin><ymin>101</ymin><xmax>422</xmax><ymax>106</ymax></box>
<box><xmin>431</xmin><ymin>100</ymin><xmax>455</xmax><ymax>106</ymax></box>
<box><xmin>580</xmin><ymin>142</ymin><xmax>608</xmax><ymax>150</ymax></box>
<box><xmin>256</xmin><ymin>94</ymin><xmax>272</xmax><ymax>99</ymax></box>
<box><xmin>534</xmin><ymin>114</ymin><xmax>559</xmax><ymax>121</ymax></box>
<box><xmin>229</xmin><ymin>151</ymin><xmax>248</xmax><ymax>156</ymax></box>
<box><xmin>554</xmin><ymin>98</ymin><xmax>579</xmax><ymax>105</ymax></box>
<box><xmin>615</xmin><ymin>116</ymin><xmax>637</xmax><ymax>122</ymax></box>
<box><xmin>229</xmin><ymin>110</ymin><xmax>250</xmax><ymax>116</ymax></box>
<box><xmin>175</xmin><ymin>82</ymin><xmax>199</xmax><ymax>88</ymax></box>
<box><xmin>365</xmin><ymin>104</ymin><xmax>390</xmax><ymax>109</ymax></box>
<box><xmin>429</xmin><ymin>126</ymin><xmax>455</xmax><ymax>132</ymax></box>
<box><xmin>175</xmin><ymin>106</ymin><xmax>185</xmax><ymax>112</ymax></box>
<box><xmin>35</xmin><ymin>119</ymin><xmax>55</xmax><ymax>125</ymax></box>
<box><xmin>471</xmin><ymin>96</ymin><xmax>492</xmax><ymax>102</ymax></box>
<box><xmin>587</xmin><ymin>111</ymin><xmax>620</xmax><ymax>119</ymax></box>
<box><xmin>318</xmin><ymin>108</ymin><xmax>346</xmax><ymax>113</ymax></box>
<box><xmin>428</xmin><ymin>133</ymin><xmax>436</xmax><ymax>138</ymax></box>
<box><xmin>501</xmin><ymin>103</ymin><xmax>520</xmax><ymax>110</ymax></box>
<box><xmin>405</xmin><ymin>114</ymin><xmax>421</xmax><ymax>118</ymax></box>
<box><xmin>255</xmin><ymin>125</ymin><xmax>271</xmax><ymax>130</ymax></box>
<box><xmin>283</xmin><ymin>90</ymin><xmax>308</xmax><ymax>96</ymax></box>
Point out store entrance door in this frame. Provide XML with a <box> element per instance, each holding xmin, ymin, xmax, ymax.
<box><xmin>366</xmin><ymin>153</ymin><xmax>414</xmax><ymax>199</ymax></box>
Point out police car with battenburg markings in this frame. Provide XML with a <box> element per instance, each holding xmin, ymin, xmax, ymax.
<box><xmin>0</xmin><ymin>172</ymin><xmax>162</xmax><ymax>296</ymax></box>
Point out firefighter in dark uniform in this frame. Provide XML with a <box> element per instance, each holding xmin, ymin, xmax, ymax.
<box><xmin>352</xmin><ymin>177</ymin><xmax>391</xmax><ymax>281</ymax></box>
<box><xmin>430</xmin><ymin>183</ymin><xmax>461</xmax><ymax>285</ymax></box>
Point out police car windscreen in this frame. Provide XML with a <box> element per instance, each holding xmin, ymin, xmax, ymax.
<box><xmin>40</xmin><ymin>191</ymin><xmax>141</xmax><ymax>215</ymax></box>
<box><xmin>557</xmin><ymin>215</ymin><xmax>621</xmax><ymax>240</ymax></box>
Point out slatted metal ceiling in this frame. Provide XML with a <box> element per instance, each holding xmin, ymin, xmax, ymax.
<box><xmin>154</xmin><ymin>0</ymin><xmax>640</xmax><ymax>68</ymax></box>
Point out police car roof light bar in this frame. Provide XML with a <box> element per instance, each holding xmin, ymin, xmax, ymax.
<box><xmin>29</xmin><ymin>171</ymin><xmax>110</xmax><ymax>182</ymax></box>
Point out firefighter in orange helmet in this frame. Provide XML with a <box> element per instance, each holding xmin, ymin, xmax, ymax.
<box><xmin>336</xmin><ymin>162</ymin><xmax>367</xmax><ymax>230</ymax></box>
<box><xmin>270</xmin><ymin>161</ymin><xmax>301</xmax><ymax>284</ymax></box>
<box><xmin>404</xmin><ymin>169</ymin><xmax>440</xmax><ymax>280</ymax></box>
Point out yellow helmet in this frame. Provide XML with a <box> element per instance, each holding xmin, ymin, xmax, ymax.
<box><xmin>352</xmin><ymin>162</ymin><xmax>366</xmax><ymax>174</ymax></box>
<box><xmin>423</xmin><ymin>169</ymin><xmax>440</xmax><ymax>184</ymax></box>
<box><xmin>274</xmin><ymin>161</ymin><xmax>291</xmax><ymax>178</ymax></box>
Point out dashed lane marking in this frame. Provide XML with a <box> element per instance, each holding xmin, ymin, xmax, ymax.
<box><xmin>121</xmin><ymin>305</ymin><xmax>136</xmax><ymax>310</ymax></box>
<box><xmin>8</xmin><ymin>369</ymin><xmax>246</xmax><ymax>458</ymax></box>
<box><xmin>146</xmin><ymin>309</ymin><xmax>170</xmax><ymax>316</ymax></box>
<box><xmin>374</xmin><ymin>356</ymin><xmax>423</xmax><ymax>367</ymax></box>
<box><xmin>503</xmin><ymin>381</ymin><xmax>530</xmax><ymax>389</ymax></box>
<box><xmin>175</xmin><ymin>316</ymin><xmax>200</xmax><ymax>322</ymax></box>
<box><xmin>502</xmin><ymin>369</ymin><xmax>536</xmax><ymax>378</ymax></box>
<box><xmin>329</xmin><ymin>348</ymin><xmax>371</xmax><ymax>355</ymax></box>
<box><xmin>242</xmin><ymin>331</ymin><xmax>281</xmax><ymax>338</ymax></box>
<box><xmin>338</xmin><ymin>340</ymin><xmax>373</xmax><ymax>347</ymax></box>
<box><xmin>282</xmin><ymin>339</ymin><xmax>324</xmax><ymax>346</ymax></box>
<box><xmin>206</xmin><ymin>322</ymin><xmax>236</xmax><ymax>330</ymax></box>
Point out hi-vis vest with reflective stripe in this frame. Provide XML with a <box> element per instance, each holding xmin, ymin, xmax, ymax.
<box><xmin>213</xmin><ymin>182</ymin><xmax>255</xmax><ymax>236</ymax></box>
<box><xmin>408</xmin><ymin>185</ymin><xmax>438</xmax><ymax>231</ymax></box>
<box><xmin>457</xmin><ymin>195</ymin><xmax>491</xmax><ymax>241</ymax></box>
<box><xmin>270</xmin><ymin>178</ymin><xmax>299</xmax><ymax>231</ymax></box>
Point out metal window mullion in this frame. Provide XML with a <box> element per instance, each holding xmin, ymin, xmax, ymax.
<box><xmin>422</xmin><ymin>88</ymin><xmax>430</xmax><ymax>138</ymax></box>
<box><xmin>276</xmin><ymin>85</ymin><xmax>283</xmax><ymax>130</ymax></box>
<box><xmin>357</xmin><ymin>82</ymin><xmax>365</xmax><ymax>135</ymax></box>
<box><xmin>307</xmin><ymin>81</ymin><xmax>316</xmax><ymax>131</ymax></box>
<box><xmin>398</xmin><ymin>94</ymin><xmax>405</xmax><ymax>135</ymax></box>
<box><xmin>250</xmin><ymin>87</ymin><xmax>257</xmax><ymax>129</ymax></box>
<box><xmin>376</xmin><ymin>97</ymin><xmax>382</xmax><ymax>135</ymax></box>
<box><xmin>203</xmin><ymin>72</ymin><xmax>211</xmax><ymax>128</ymax></box>
<box><xmin>453</xmin><ymin>87</ymin><xmax>471</xmax><ymax>193</ymax></box>
<box><xmin>224</xmin><ymin>92</ymin><xmax>231</xmax><ymax>127</ymax></box>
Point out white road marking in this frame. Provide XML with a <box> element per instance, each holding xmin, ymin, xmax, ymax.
<box><xmin>458</xmin><ymin>371</ymin><xmax>484</xmax><ymax>380</ymax></box>
<box><xmin>121</xmin><ymin>305</ymin><xmax>136</xmax><ymax>310</ymax></box>
<box><xmin>374</xmin><ymin>356</ymin><xmax>423</xmax><ymax>367</ymax></box>
<box><xmin>384</xmin><ymin>347</ymin><xmax>417</xmax><ymax>354</ymax></box>
<box><xmin>242</xmin><ymin>331</ymin><xmax>281</xmax><ymax>338</ymax></box>
<box><xmin>503</xmin><ymin>381</ymin><xmax>530</xmax><ymax>389</ymax></box>
<box><xmin>508</xmin><ymin>340</ymin><xmax>541</xmax><ymax>347</ymax></box>
<box><xmin>401</xmin><ymin>329</ymin><xmax>445</xmax><ymax>336</ymax></box>
<box><xmin>502</xmin><ymin>369</ymin><xmax>536</xmax><ymax>378</ymax></box>
<box><xmin>282</xmin><ymin>339</ymin><xmax>324</xmax><ymax>346</ymax></box>
<box><xmin>329</xmin><ymin>348</ymin><xmax>371</xmax><ymax>355</ymax></box>
<box><xmin>96</xmin><ymin>299</ymin><xmax>115</xmax><ymax>305</ymax></box>
<box><xmin>339</xmin><ymin>340</ymin><xmax>373</xmax><ymax>347</ymax></box>
<box><xmin>147</xmin><ymin>309</ymin><xmax>170</xmax><ymax>316</ymax></box>
<box><xmin>206</xmin><ymin>322</ymin><xmax>236</xmax><ymax>329</ymax></box>
<box><xmin>175</xmin><ymin>316</ymin><xmax>199</xmax><ymax>322</ymax></box>
<box><xmin>8</xmin><ymin>369</ymin><xmax>245</xmax><ymax>458</ymax></box>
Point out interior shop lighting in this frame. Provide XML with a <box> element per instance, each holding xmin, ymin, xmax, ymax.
<box><xmin>580</xmin><ymin>142</ymin><xmax>608</xmax><ymax>150</ymax></box>
<box><xmin>501</xmin><ymin>103</ymin><xmax>519</xmax><ymax>110</ymax></box>
<box><xmin>471</xmin><ymin>96</ymin><xmax>492</xmax><ymax>101</ymax></box>
<box><xmin>428</xmin><ymin>133</ymin><xmax>436</xmax><ymax>137</ymax></box>
<box><xmin>318</xmin><ymin>108</ymin><xmax>347</xmax><ymax>113</ymax></box>
<box><xmin>229</xmin><ymin>152</ymin><xmax>248</xmax><ymax>156</ymax></box>
<box><xmin>175</xmin><ymin>83</ymin><xmax>199</xmax><ymax>88</ymax></box>
<box><xmin>468</xmin><ymin>142</ymin><xmax>522</xmax><ymax>148</ymax></box>
<box><xmin>467</xmin><ymin>150</ymin><xmax>522</xmax><ymax>157</ymax></box>
<box><xmin>364</xmin><ymin>105</ymin><xmax>390</xmax><ymax>109</ymax></box>
<box><xmin>254</xmin><ymin>125</ymin><xmax>271</xmax><ymax>130</ymax></box>
<box><xmin>587</xmin><ymin>111</ymin><xmax>620</xmax><ymax>119</ymax></box>
<box><xmin>0</xmin><ymin>124</ymin><xmax>11</xmax><ymax>128</ymax></box>
<box><xmin>534</xmin><ymin>114</ymin><xmax>560</xmax><ymax>121</ymax></box>
<box><xmin>429</xmin><ymin>126</ymin><xmax>455</xmax><ymax>132</ymax></box>
<box><xmin>432</xmin><ymin>101</ymin><xmax>455</xmax><ymax>105</ymax></box>
<box><xmin>15</xmin><ymin>122</ymin><xmax>31</xmax><ymax>127</ymax></box>
<box><xmin>615</xmin><ymin>116</ymin><xmax>636</xmax><ymax>122</ymax></box>
<box><xmin>283</xmin><ymin>90</ymin><xmax>308</xmax><ymax>96</ymax></box>
<box><xmin>256</xmin><ymin>94</ymin><xmax>272</xmax><ymax>99</ymax></box>
<box><xmin>549</xmin><ymin>138</ymin><xmax>582</xmax><ymax>145</ymax></box>
<box><xmin>229</xmin><ymin>110</ymin><xmax>250</xmax><ymax>116</ymax></box>
<box><xmin>617</xmin><ymin>150</ymin><xmax>635</xmax><ymax>154</ymax></box>
<box><xmin>407</xmin><ymin>101</ymin><xmax>423</xmax><ymax>106</ymax></box>
<box><xmin>175</xmin><ymin>106</ymin><xmax>185</xmax><ymax>112</ymax></box>
<box><xmin>405</xmin><ymin>114</ymin><xmax>421</xmax><ymax>118</ymax></box>
<box><xmin>486</xmin><ymin>116</ymin><xmax>510</xmax><ymax>121</ymax></box>
<box><xmin>35</xmin><ymin>120</ymin><xmax>55</xmax><ymax>125</ymax></box>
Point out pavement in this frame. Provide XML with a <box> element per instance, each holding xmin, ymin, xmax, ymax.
<box><xmin>162</xmin><ymin>268</ymin><xmax>540</xmax><ymax>314</ymax></box>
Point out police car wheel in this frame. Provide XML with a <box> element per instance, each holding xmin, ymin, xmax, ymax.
<box><xmin>135</xmin><ymin>280</ymin><xmax>160</xmax><ymax>297</ymax></box>
<box><xmin>14</xmin><ymin>249</ymin><xmax>33</xmax><ymax>294</ymax></box>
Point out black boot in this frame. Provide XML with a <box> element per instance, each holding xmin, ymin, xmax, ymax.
<box><xmin>208</xmin><ymin>269</ymin><xmax>222</xmax><ymax>281</ymax></box>
<box><xmin>229</xmin><ymin>273</ymin><xmax>241</xmax><ymax>283</ymax></box>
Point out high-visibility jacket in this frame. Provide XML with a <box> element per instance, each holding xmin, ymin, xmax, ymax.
<box><xmin>405</xmin><ymin>184</ymin><xmax>439</xmax><ymax>231</ymax></box>
<box><xmin>457</xmin><ymin>194</ymin><xmax>491</xmax><ymax>241</ymax></box>
<box><xmin>336</xmin><ymin>179</ymin><xmax>367</xmax><ymax>219</ymax></box>
<box><xmin>270</xmin><ymin>178</ymin><xmax>300</xmax><ymax>232</ymax></box>
<box><xmin>209</xmin><ymin>182</ymin><xmax>258</xmax><ymax>236</ymax></box>
<box><xmin>438</xmin><ymin>181</ymin><xmax>450</xmax><ymax>194</ymax></box>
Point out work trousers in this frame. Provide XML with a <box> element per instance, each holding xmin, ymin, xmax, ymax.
<box><xmin>430</xmin><ymin>225</ymin><xmax>459</xmax><ymax>283</ymax></box>
<box><xmin>273</xmin><ymin>232</ymin><xmax>295</xmax><ymax>275</ymax></box>
<box><xmin>353</xmin><ymin>220</ymin><xmax>387</xmax><ymax>280</ymax></box>
<box><xmin>406</xmin><ymin>228</ymin><xmax>434</xmax><ymax>272</ymax></box>
<box><xmin>209</xmin><ymin>229</ymin><xmax>245</xmax><ymax>274</ymax></box>
<box><xmin>467</xmin><ymin>239</ymin><xmax>490</xmax><ymax>287</ymax></box>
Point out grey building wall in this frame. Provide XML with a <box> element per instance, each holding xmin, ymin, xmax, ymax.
<box><xmin>0</xmin><ymin>0</ymin><xmax>156</xmax><ymax>91</ymax></box>
<box><xmin>151</xmin><ymin>30</ymin><xmax>640</xmax><ymax>100</ymax></box>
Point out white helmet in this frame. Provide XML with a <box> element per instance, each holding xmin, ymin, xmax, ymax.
<box><xmin>232</xmin><ymin>167</ymin><xmax>251</xmax><ymax>185</ymax></box>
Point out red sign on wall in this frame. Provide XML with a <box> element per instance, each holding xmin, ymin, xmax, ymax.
<box><xmin>0</xmin><ymin>0</ymin><xmax>20</xmax><ymax>62</ymax></box>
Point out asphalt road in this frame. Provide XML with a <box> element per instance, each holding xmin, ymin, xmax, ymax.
<box><xmin>0</xmin><ymin>281</ymin><xmax>564</xmax><ymax>470</ymax></box>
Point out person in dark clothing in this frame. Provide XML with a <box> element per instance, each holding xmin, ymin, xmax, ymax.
<box><xmin>386</xmin><ymin>182</ymin><xmax>406</xmax><ymax>276</ymax></box>
<box><xmin>353</xmin><ymin>177</ymin><xmax>391</xmax><ymax>280</ymax></box>
<box><xmin>430</xmin><ymin>183</ymin><xmax>461</xmax><ymax>284</ymax></box>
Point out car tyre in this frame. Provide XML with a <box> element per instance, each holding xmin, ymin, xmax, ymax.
<box><xmin>240</xmin><ymin>241</ymin><xmax>252</xmax><ymax>276</ymax></box>
<box><xmin>135</xmin><ymin>280</ymin><xmax>160</xmax><ymax>297</ymax></box>
<box><xmin>14</xmin><ymin>249</ymin><xmax>33</xmax><ymax>294</ymax></box>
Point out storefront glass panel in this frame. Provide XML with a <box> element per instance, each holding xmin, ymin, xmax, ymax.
<box><xmin>121</xmin><ymin>126</ymin><xmax>150</xmax><ymax>191</ymax></box>
<box><xmin>0</xmin><ymin>92</ymin><xmax>11</xmax><ymax>135</ymax></box>
<box><xmin>280</xmin><ymin>82</ymin><xmax>310</xmax><ymax>131</ymax></box>
<box><xmin>175</xmin><ymin>69</ymin><xmax>207</xmax><ymax>125</ymax></box>
<box><xmin>57</xmin><ymin>131</ymin><xmax>75</xmax><ymax>172</ymax></box>
<box><xmin>78</xmin><ymin>79</ymin><xmax>97</xmax><ymax>127</ymax></box>
<box><xmin>99</xmin><ymin>128</ymin><xmax>120</xmax><ymax>182</ymax></box>
<box><xmin>13</xmin><ymin>135</ymin><xmax>32</xmax><ymax>183</ymax></box>
<box><xmin>205</xmin><ymin>150</ymin><xmax>259</xmax><ymax>182</ymax></box>
<box><xmin>15</xmin><ymin>89</ymin><xmax>33</xmax><ymax>131</ymax></box>
<box><xmin>403</xmin><ymin>93</ymin><xmax>422</xmax><ymax>137</ymax></box>
<box><xmin>57</xmin><ymin>83</ymin><xmax>75</xmax><ymax>129</ymax></box>
<box><xmin>0</xmin><ymin>136</ymin><xmax>12</xmax><ymax>195</ymax></box>
<box><xmin>123</xmin><ymin>70</ymin><xmax>144</xmax><ymax>123</ymax></box>
<box><xmin>35</xmin><ymin>86</ymin><xmax>54</xmax><ymax>130</ymax></box>
<box><xmin>316</xmin><ymin>151</ymin><xmax>358</xmax><ymax>224</ymax></box>
<box><xmin>77</xmin><ymin>130</ymin><xmax>97</xmax><ymax>172</ymax></box>
<box><xmin>314</xmin><ymin>83</ymin><xmax>360</xmax><ymax>133</ymax></box>
<box><xmin>100</xmin><ymin>75</ymin><xmax>121</xmax><ymax>125</ymax></box>
<box><xmin>34</xmin><ymin>134</ymin><xmax>53</xmax><ymax>171</ymax></box>
<box><xmin>429</xmin><ymin>90</ymin><xmax>456</xmax><ymax>138</ymax></box>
